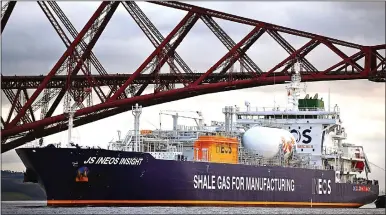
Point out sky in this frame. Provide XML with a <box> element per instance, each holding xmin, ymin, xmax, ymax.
<box><xmin>1</xmin><ymin>1</ymin><xmax>385</xmax><ymax>190</ymax></box>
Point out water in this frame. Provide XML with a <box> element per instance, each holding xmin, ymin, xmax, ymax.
<box><xmin>2</xmin><ymin>201</ymin><xmax>385</xmax><ymax>214</ymax></box>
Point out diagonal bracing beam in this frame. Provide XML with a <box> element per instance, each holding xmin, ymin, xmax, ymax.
<box><xmin>1</xmin><ymin>1</ymin><xmax>16</xmax><ymax>33</ymax></box>
<box><xmin>124</xmin><ymin>2</ymin><xmax>193</xmax><ymax>74</ymax></box>
<box><xmin>109</xmin><ymin>11</ymin><xmax>200</xmax><ymax>100</ymax></box>
<box><xmin>192</xmin><ymin>25</ymin><xmax>264</xmax><ymax>86</ymax></box>
<box><xmin>121</xmin><ymin>1</ymin><xmax>190</xmax><ymax>92</ymax></box>
<box><xmin>39</xmin><ymin>1</ymin><xmax>106</xmax><ymax>104</ymax></box>
<box><xmin>3</xmin><ymin>89</ymin><xmax>32</xmax><ymax>126</ymax></box>
<box><xmin>47</xmin><ymin>1</ymin><xmax>126</xmax><ymax>99</ymax></box>
<box><xmin>321</xmin><ymin>51</ymin><xmax>365</xmax><ymax>75</ymax></box>
<box><xmin>150</xmin><ymin>1</ymin><xmax>363</xmax><ymax>49</ymax></box>
<box><xmin>37</xmin><ymin>1</ymin><xmax>86</xmax><ymax>116</ymax></box>
<box><xmin>7</xmin><ymin>1</ymin><xmax>120</xmax><ymax>128</ymax></box>
<box><xmin>200</xmin><ymin>15</ymin><xmax>263</xmax><ymax>75</ymax></box>
<box><xmin>35</xmin><ymin>1</ymin><xmax>126</xmax><ymax>120</ymax></box>
<box><xmin>1</xmin><ymin>117</ymin><xmax>5</xmax><ymax>129</ymax></box>
<box><xmin>262</xmin><ymin>39</ymin><xmax>321</xmax><ymax>77</ymax></box>
<box><xmin>320</xmin><ymin>38</ymin><xmax>363</xmax><ymax>73</ymax></box>
<box><xmin>139</xmin><ymin>12</ymin><xmax>200</xmax><ymax>93</ymax></box>
<box><xmin>266</xmin><ymin>30</ymin><xmax>318</xmax><ymax>72</ymax></box>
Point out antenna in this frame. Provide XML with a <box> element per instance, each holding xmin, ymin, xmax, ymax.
<box><xmin>117</xmin><ymin>130</ymin><xmax>121</xmax><ymax>141</ymax></box>
<box><xmin>273</xmin><ymin>96</ymin><xmax>276</xmax><ymax>111</ymax></box>
<box><xmin>285</xmin><ymin>59</ymin><xmax>304</xmax><ymax>111</ymax></box>
<box><xmin>159</xmin><ymin>112</ymin><xmax>162</xmax><ymax>130</ymax></box>
<box><xmin>132</xmin><ymin>103</ymin><xmax>142</xmax><ymax>152</ymax></box>
<box><xmin>245</xmin><ymin>101</ymin><xmax>250</xmax><ymax>112</ymax></box>
<box><xmin>273</xmin><ymin>62</ymin><xmax>276</xmax><ymax>111</ymax></box>
<box><xmin>64</xmin><ymin>88</ymin><xmax>75</xmax><ymax>148</ymax></box>
<box><xmin>328</xmin><ymin>88</ymin><xmax>331</xmax><ymax>112</ymax></box>
<box><xmin>63</xmin><ymin>56</ymin><xmax>77</xmax><ymax>148</ymax></box>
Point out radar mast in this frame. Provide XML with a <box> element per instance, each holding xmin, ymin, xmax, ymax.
<box><xmin>285</xmin><ymin>60</ymin><xmax>307</xmax><ymax>111</ymax></box>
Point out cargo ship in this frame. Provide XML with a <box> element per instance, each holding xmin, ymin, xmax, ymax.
<box><xmin>16</xmin><ymin>62</ymin><xmax>379</xmax><ymax>207</ymax></box>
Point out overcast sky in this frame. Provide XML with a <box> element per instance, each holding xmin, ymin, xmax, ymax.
<box><xmin>1</xmin><ymin>1</ymin><xmax>385</xmax><ymax>191</ymax></box>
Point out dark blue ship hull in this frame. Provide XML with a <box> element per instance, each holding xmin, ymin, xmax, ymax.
<box><xmin>16</xmin><ymin>147</ymin><xmax>379</xmax><ymax>208</ymax></box>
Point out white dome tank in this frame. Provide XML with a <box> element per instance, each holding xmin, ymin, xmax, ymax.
<box><xmin>242</xmin><ymin>126</ymin><xmax>296</xmax><ymax>158</ymax></box>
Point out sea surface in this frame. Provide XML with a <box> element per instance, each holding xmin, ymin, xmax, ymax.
<box><xmin>1</xmin><ymin>201</ymin><xmax>385</xmax><ymax>214</ymax></box>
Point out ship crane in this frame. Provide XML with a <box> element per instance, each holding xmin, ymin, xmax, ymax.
<box><xmin>159</xmin><ymin>110</ymin><xmax>204</xmax><ymax>131</ymax></box>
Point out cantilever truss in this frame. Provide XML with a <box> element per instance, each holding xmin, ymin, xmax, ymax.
<box><xmin>1</xmin><ymin>1</ymin><xmax>385</xmax><ymax>153</ymax></box>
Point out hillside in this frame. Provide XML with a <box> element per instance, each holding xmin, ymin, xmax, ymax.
<box><xmin>1</xmin><ymin>170</ymin><xmax>46</xmax><ymax>201</ymax></box>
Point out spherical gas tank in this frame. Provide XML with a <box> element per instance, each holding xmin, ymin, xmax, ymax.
<box><xmin>242</xmin><ymin>126</ymin><xmax>296</xmax><ymax>158</ymax></box>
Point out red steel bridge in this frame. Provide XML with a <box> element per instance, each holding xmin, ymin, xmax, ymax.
<box><xmin>1</xmin><ymin>1</ymin><xmax>385</xmax><ymax>153</ymax></box>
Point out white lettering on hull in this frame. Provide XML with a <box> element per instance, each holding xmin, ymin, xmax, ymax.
<box><xmin>193</xmin><ymin>175</ymin><xmax>296</xmax><ymax>192</ymax></box>
<box><xmin>84</xmin><ymin>156</ymin><xmax>143</xmax><ymax>166</ymax></box>
<box><xmin>316</xmin><ymin>178</ymin><xmax>332</xmax><ymax>195</ymax></box>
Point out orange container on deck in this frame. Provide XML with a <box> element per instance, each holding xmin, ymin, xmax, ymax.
<box><xmin>140</xmin><ymin>130</ymin><xmax>152</xmax><ymax>135</ymax></box>
<box><xmin>193</xmin><ymin>135</ymin><xmax>239</xmax><ymax>164</ymax></box>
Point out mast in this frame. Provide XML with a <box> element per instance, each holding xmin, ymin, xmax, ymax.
<box><xmin>64</xmin><ymin>56</ymin><xmax>76</xmax><ymax>148</ymax></box>
<box><xmin>63</xmin><ymin>89</ymin><xmax>75</xmax><ymax>148</ymax></box>
<box><xmin>328</xmin><ymin>88</ymin><xmax>331</xmax><ymax>112</ymax></box>
<box><xmin>66</xmin><ymin>109</ymin><xmax>75</xmax><ymax>147</ymax></box>
<box><xmin>132</xmin><ymin>103</ymin><xmax>142</xmax><ymax>152</ymax></box>
<box><xmin>285</xmin><ymin>60</ymin><xmax>305</xmax><ymax>111</ymax></box>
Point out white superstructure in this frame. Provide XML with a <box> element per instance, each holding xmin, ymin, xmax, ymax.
<box><xmin>229</xmin><ymin>61</ymin><xmax>372</xmax><ymax>184</ymax></box>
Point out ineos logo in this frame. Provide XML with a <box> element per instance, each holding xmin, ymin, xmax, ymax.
<box><xmin>314</xmin><ymin>178</ymin><xmax>331</xmax><ymax>195</ymax></box>
<box><xmin>216</xmin><ymin>143</ymin><xmax>232</xmax><ymax>154</ymax></box>
<box><xmin>290</xmin><ymin>129</ymin><xmax>312</xmax><ymax>144</ymax></box>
